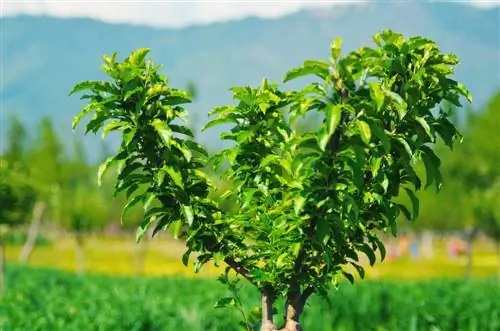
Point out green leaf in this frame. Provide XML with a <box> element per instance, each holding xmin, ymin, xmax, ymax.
<box><xmin>284</xmin><ymin>60</ymin><xmax>330</xmax><ymax>82</ymax></box>
<box><xmin>152</xmin><ymin>119</ymin><xmax>172</xmax><ymax>146</ymax></box>
<box><xmin>214</xmin><ymin>297</ymin><xmax>236</xmax><ymax>309</ymax></box>
<box><xmin>68</xmin><ymin>80</ymin><xmax>117</xmax><ymax>96</ymax></box>
<box><xmin>201</xmin><ymin>117</ymin><xmax>239</xmax><ymax>132</ymax></box>
<box><xmin>357</xmin><ymin>120</ymin><xmax>371</xmax><ymax>144</ymax></box>
<box><xmin>136</xmin><ymin>215</ymin><xmax>156</xmax><ymax>243</ymax></box>
<box><xmin>330</xmin><ymin>37</ymin><xmax>343</xmax><ymax>60</ymax></box>
<box><xmin>260</xmin><ymin>154</ymin><xmax>280</xmax><ymax>168</ymax></box>
<box><xmin>318</xmin><ymin>104</ymin><xmax>342</xmax><ymax>151</ymax></box>
<box><xmin>143</xmin><ymin>192</ymin><xmax>156</xmax><ymax>211</ymax></box>
<box><xmin>72</xmin><ymin>102</ymin><xmax>100</xmax><ymax>130</ymax></box>
<box><xmin>415</xmin><ymin>116</ymin><xmax>435</xmax><ymax>141</ymax></box>
<box><xmin>384</xmin><ymin>90</ymin><xmax>407</xmax><ymax>119</ymax></box>
<box><xmin>294</xmin><ymin>196</ymin><xmax>306</xmax><ymax>216</ymax></box>
<box><xmin>170</xmin><ymin>219</ymin><xmax>183</xmax><ymax>239</ymax></box>
<box><xmin>182</xmin><ymin>205</ymin><xmax>194</xmax><ymax>226</ymax></box>
<box><xmin>127</xmin><ymin>48</ymin><xmax>151</xmax><ymax>66</ymax></box>
<box><xmin>421</xmin><ymin>145</ymin><xmax>442</xmax><ymax>190</ymax></box>
<box><xmin>170</xmin><ymin>124</ymin><xmax>194</xmax><ymax>137</ymax></box>
<box><xmin>326</xmin><ymin>104</ymin><xmax>342</xmax><ymax>136</ymax></box>
<box><xmin>97</xmin><ymin>156</ymin><xmax>115</xmax><ymax>186</ymax></box>
<box><xmin>184</xmin><ymin>140</ymin><xmax>209</xmax><ymax>157</ymax></box>
<box><xmin>276</xmin><ymin>252</ymin><xmax>288</xmax><ymax>268</ymax></box>
<box><xmin>342</xmin><ymin>271</ymin><xmax>355</xmax><ymax>284</ymax></box>
<box><xmin>146</xmin><ymin>84</ymin><xmax>168</xmax><ymax>100</ymax></box>
<box><xmin>359</xmin><ymin>244</ymin><xmax>377</xmax><ymax>266</ymax></box>
<box><xmin>456</xmin><ymin>82</ymin><xmax>472</xmax><ymax>103</ymax></box>
<box><xmin>396</xmin><ymin>137</ymin><xmax>413</xmax><ymax>158</ymax></box>
<box><xmin>164</xmin><ymin>166</ymin><xmax>184</xmax><ymax>189</ymax></box>
<box><xmin>315</xmin><ymin>218</ymin><xmax>330</xmax><ymax>244</ymax></box>
<box><xmin>121</xmin><ymin>194</ymin><xmax>144</xmax><ymax>224</ymax></box>
<box><xmin>182</xmin><ymin>249</ymin><xmax>192</xmax><ymax>266</ymax></box>
<box><xmin>404</xmin><ymin>187</ymin><xmax>419</xmax><ymax>220</ymax></box>
<box><xmin>372</xmin><ymin>236</ymin><xmax>386</xmax><ymax>261</ymax></box>
<box><xmin>369</xmin><ymin>82</ymin><xmax>385</xmax><ymax>111</ymax></box>
<box><xmin>101</xmin><ymin>121</ymin><xmax>128</xmax><ymax>139</ymax></box>
<box><xmin>352</xmin><ymin>263</ymin><xmax>365</xmax><ymax>279</ymax></box>
<box><xmin>370</xmin><ymin>122</ymin><xmax>391</xmax><ymax>153</ymax></box>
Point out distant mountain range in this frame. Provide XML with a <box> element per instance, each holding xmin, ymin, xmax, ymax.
<box><xmin>2</xmin><ymin>1</ymin><xmax>499</xmax><ymax>158</ymax></box>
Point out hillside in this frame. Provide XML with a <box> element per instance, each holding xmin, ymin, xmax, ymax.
<box><xmin>2</xmin><ymin>1</ymin><xmax>499</xmax><ymax>157</ymax></box>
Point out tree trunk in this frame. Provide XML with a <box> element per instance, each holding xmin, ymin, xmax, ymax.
<box><xmin>260</xmin><ymin>288</ymin><xmax>275</xmax><ymax>331</ymax></box>
<box><xmin>19</xmin><ymin>202</ymin><xmax>45</xmax><ymax>263</ymax></box>
<box><xmin>464</xmin><ymin>228</ymin><xmax>476</xmax><ymax>279</ymax></box>
<box><xmin>279</xmin><ymin>298</ymin><xmax>303</xmax><ymax>331</ymax></box>
<box><xmin>0</xmin><ymin>232</ymin><xmax>5</xmax><ymax>299</ymax></box>
<box><xmin>75</xmin><ymin>233</ymin><xmax>85</xmax><ymax>275</ymax></box>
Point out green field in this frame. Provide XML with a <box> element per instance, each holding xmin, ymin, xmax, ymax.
<box><xmin>1</xmin><ymin>265</ymin><xmax>499</xmax><ymax>331</ymax></box>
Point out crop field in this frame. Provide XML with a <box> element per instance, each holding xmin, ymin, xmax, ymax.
<box><xmin>1</xmin><ymin>265</ymin><xmax>499</xmax><ymax>331</ymax></box>
<box><xmin>4</xmin><ymin>236</ymin><xmax>499</xmax><ymax>279</ymax></box>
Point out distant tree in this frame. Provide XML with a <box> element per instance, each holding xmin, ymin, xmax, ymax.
<box><xmin>1</xmin><ymin>116</ymin><xmax>46</xmax><ymax>264</ymax></box>
<box><xmin>71</xmin><ymin>30</ymin><xmax>471</xmax><ymax>330</ymax></box>
<box><xmin>61</xmin><ymin>138</ymin><xmax>109</xmax><ymax>274</ymax></box>
<box><xmin>446</xmin><ymin>93</ymin><xmax>500</xmax><ymax>277</ymax></box>
<box><xmin>0</xmin><ymin>162</ymin><xmax>36</xmax><ymax>297</ymax></box>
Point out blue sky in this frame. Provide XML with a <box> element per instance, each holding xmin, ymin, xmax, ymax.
<box><xmin>2</xmin><ymin>0</ymin><xmax>498</xmax><ymax>27</ymax></box>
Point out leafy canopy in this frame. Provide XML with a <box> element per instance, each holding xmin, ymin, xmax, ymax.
<box><xmin>71</xmin><ymin>29</ymin><xmax>470</xmax><ymax>324</ymax></box>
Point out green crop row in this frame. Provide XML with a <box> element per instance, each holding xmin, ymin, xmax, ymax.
<box><xmin>1</xmin><ymin>265</ymin><xmax>499</xmax><ymax>331</ymax></box>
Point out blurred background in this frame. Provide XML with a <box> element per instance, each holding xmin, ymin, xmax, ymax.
<box><xmin>1</xmin><ymin>1</ymin><xmax>499</xmax><ymax>330</ymax></box>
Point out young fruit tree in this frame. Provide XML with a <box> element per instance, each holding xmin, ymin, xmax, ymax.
<box><xmin>70</xmin><ymin>30</ymin><xmax>471</xmax><ymax>330</ymax></box>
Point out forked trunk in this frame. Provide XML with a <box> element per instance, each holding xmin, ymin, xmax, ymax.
<box><xmin>259</xmin><ymin>289</ymin><xmax>305</xmax><ymax>331</ymax></box>
<box><xmin>75</xmin><ymin>233</ymin><xmax>85</xmax><ymax>275</ymax></box>
<box><xmin>19</xmin><ymin>202</ymin><xmax>45</xmax><ymax>263</ymax></box>
<box><xmin>279</xmin><ymin>297</ymin><xmax>304</xmax><ymax>331</ymax></box>
<box><xmin>0</xmin><ymin>232</ymin><xmax>4</xmax><ymax>299</ymax></box>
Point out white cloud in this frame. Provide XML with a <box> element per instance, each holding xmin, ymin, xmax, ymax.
<box><xmin>1</xmin><ymin>0</ymin><xmax>498</xmax><ymax>28</ymax></box>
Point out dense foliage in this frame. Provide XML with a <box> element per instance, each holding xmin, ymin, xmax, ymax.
<box><xmin>70</xmin><ymin>30</ymin><xmax>471</xmax><ymax>329</ymax></box>
<box><xmin>1</xmin><ymin>265</ymin><xmax>499</xmax><ymax>331</ymax></box>
<box><xmin>0</xmin><ymin>166</ymin><xmax>36</xmax><ymax>227</ymax></box>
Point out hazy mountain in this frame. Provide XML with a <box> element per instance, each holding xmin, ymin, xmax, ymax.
<box><xmin>2</xmin><ymin>1</ymin><xmax>499</xmax><ymax>158</ymax></box>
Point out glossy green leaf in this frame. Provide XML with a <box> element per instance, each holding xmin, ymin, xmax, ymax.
<box><xmin>97</xmin><ymin>155</ymin><xmax>115</xmax><ymax>186</ymax></box>
<box><xmin>357</xmin><ymin>120</ymin><xmax>372</xmax><ymax>144</ymax></box>
<box><xmin>182</xmin><ymin>205</ymin><xmax>194</xmax><ymax>226</ymax></box>
<box><xmin>330</xmin><ymin>37</ymin><xmax>343</xmax><ymax>60</ymax></box>
<box><xmin>369</xmin><ymin>82</ymin><xmax>385</xmax><ymax>111</ymax></box>
<box><xmin>284</xmin><ymin>60</ymin><xmax>330</xmax><ymax>82</ymax></box>
<box><xmin>152</xmin><ymin>119</ymin><xmax>172</xmax><ymax>146</ymax></box>
<box><xmin>404</xmin><ymin>187</ymin><xmax>419</xmax><ymax>220</ymax></box>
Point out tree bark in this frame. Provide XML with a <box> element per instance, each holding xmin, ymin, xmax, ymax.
<box><xmin>0</xmin><ymin>232</ymin><xmax>5</xmax><ymax>299</ymax></box>
<box><xmin>279</xmin><ymin>294</ymin><xmax>304</xmax><ymax>331</ymax></box>
<box><xmin>75</xmin><ymin>233</ymin><xmax>85</xmax><ymax>275</ymax></box>
<box><xmin>260</xmin><ymin>288</ymin><xmax>275</xmax><ymax>331</ymax></box>
<box><xmin>19</xmin><ymin>201</ymin><xmax>45</xmax><ymax>263</ymax></box>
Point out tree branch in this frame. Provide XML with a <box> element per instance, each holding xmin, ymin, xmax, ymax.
<box><xmin>224</xmin><ymin>257</ymin><xmax>255</xmax><ymax>284</ymax></box>
<box><xmin>300</xmin><ymin>285</ymin><xmax>315</xmax><ymax>303</ymax></box>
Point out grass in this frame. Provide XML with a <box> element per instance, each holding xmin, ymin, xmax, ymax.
<box><xmin>4</xmin><ymin>234</ymin><xmax>500</xmax><ymax>279</ymax></box>
<box><xmin>2</xmin><ymin>264</ymin><xmax>499</xmax><ymax>331</ymax></box>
